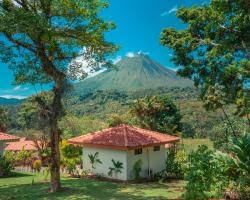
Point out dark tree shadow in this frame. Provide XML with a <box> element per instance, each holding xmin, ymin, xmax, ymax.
<box><xmin>0</xmin><ymin>171</ymin><xmax>33</xmax><ymax>179</ymax></box>
<box><xmin>0</xmin><ymin>178</ymin><xmax>184</xmax><ymax>200</ymax></box>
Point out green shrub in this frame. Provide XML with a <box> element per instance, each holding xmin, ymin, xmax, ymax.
<box><xmin>33</xmin><ymin>160</ymin><xmax>42</xmax><ymax>172</ymax></box>
<box><xmin>132</xmin><ymin>159</ymin><xmax>142</xmax><ymax>180</ymax></box>
<box><xmin>0</xmin><ymin>157</ymin><xmax>13</xmax><ymax>177</ymax></box>
<box><xmin>184</xmin><ymin>145</ymin><xmax>228</xmax><ymax>199</ymax></box>
<box><xmin>165</xmin><ymin>148</ymin><xmax>187</xmax><ymax>179</ymax></box>
<box><xmin>60</xmin><ymin>140</ymin><xmax>83</xmax><ymax>175</ymax></box>
<box><xmin>4</xmin><ymin>151</ymin><xmax>16</xmax><ymax>165</ymax></box>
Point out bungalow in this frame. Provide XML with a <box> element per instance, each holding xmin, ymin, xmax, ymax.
<box><xmin>5</xmin><ymin>137</ymin><xmax>38</xmax><ymax>152</ymax></box>
<box><xmin>0</xmin><ymin>131</ymin><xmax>20</xmax><ymax>157</ymax></box>
<box><xmin>68</xmin><ymin>124</ymin><xmax>180</xmax><ymax>181</ymax></box>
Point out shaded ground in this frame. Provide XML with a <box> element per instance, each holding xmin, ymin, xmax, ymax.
<box><xmin>0</xmin><ymin>172</ymin><xmax>185</xmax><ymax>200</ymax></box>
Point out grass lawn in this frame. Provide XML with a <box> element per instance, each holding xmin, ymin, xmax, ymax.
<box><xmin>181</xmin><ymin>138</ymin><xmax>213</xmax><ymax>153</ymax></box>
<box><xmin>0</xmin><ymin>172</ymin><xmax>185</xmax><ymax>200</ymax></box>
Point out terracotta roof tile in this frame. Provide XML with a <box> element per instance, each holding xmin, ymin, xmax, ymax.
<box><xmin>5</xmin><ymin>138</ymin><xmax>37</xmax><ymax>151</ymax></box>
<box><xmin>0</xmin><ymin>132</ymin><xmax>20</xmax><ymax>141</ymax></box>
<box><xmin>68</xmin><ymin>124</ymin><xmax>180</xmax><ymax>150</ymax></box>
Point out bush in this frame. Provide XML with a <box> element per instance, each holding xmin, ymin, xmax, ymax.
<box><xmin>165</xmin><ymin>148</ymin><xmax>187</xmax><ymax>179</ymax></box>
<box><xmin>184</xmin><ymin>145</ymin><xmax>228</xmax><ymax>200</ymax></box>
<box><xmin>33</xmin><ymin>160</ymin><xmax>42</xmax><ymax>172</ymax></box>
<box><xmin>60</xmin><ymin>140</ymin><xmax>83</xmax><ymax>175</ymax></box>
<box><xmin>0</xmin><ymin>157</ymin><xmax>13</xmax><ymax>177</ymax></box>
<box><xmin>132</xmin><ymin>159</ymin><xmax>142</xmax><ymax>180</ymax></box>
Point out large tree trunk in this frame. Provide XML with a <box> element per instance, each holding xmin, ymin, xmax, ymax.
<box><xmin>49</xmin><ymin>87</ymin><xmax>63</xmax><ymax>192</ymax></box>
<box><xmin>49</xmin><ymin>117</ymin><xmax>61</xmax><ymax>192</ymax></box>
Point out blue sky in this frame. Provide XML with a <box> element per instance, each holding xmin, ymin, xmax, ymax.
<box><xmin>0</xmin><ymin>0</ymin><xmax>206</xmax><ymax>99</ymax></box>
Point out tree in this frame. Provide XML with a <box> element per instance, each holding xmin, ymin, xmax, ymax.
<box><xmin>0</xmin><ymin>0</ymin><xmax>116</xmax><ymax>191</ymax></box>
<box><xmin>160</xmin><ymin>1</ymin><xmax>250</xmax><ymax>129</ymax></box>
<box><xmin>0</xmin><ymin>107</ymin><xmax>10</xmax><ymax>131</ymax></box>
<box><xmin>132</xmin><ymin>95</ymin><xmax>182</xmax><ymax>134</ymax></box>
<box><xmin>60</xmin><ymin>140</ymin><xmax>82</xmax><ymax>175</ymax></box>
<box><xmin>108</xmin><ymin>159</ymin><xmax>123</xmax><ymax>178</ymax></box>
<box><xmin>88</xmin><ymin>152</ymin><xmax>102</xmax><ymax>173</ymax></box>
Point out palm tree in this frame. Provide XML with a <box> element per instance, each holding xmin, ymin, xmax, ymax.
<box><xmin>88</xmin><ymin>152</ymin><xmax>102</xmax><ymax>173</ymax></box>
<box><xmin>108</xmin><ymin>159</ymin><xmax>124</xmax><ymax>178</ymax></box>
<box><xmin>229</xmin><ymin>132</ymin><xmax>250</xmax><ymax>174</ymax></box>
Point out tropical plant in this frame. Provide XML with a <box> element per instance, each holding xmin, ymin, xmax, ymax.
<box><xmin>132</xmin><ymin>95</ymin><xmax>182</xmax><ymax>134</ymax></box>
<box><xmin>60</xmin><ymin>140</ymin><xmax>82</xmax><ymax>175</ymax></box>
<box><xmin>0</xmin><ymin>157</ymin><xmax>13</xmax><ymax>177</ymax></box>
<box><xmin>165</xmin><ymin>148</ymin><xmax>187</xmax><ymax>179</ymax></box>
<box><xmin>0</xmin><ymin>0</ymin><xmax>117</xmax><ymax>192</ymax></box>
<box><xmin>185</xmin><ymin>145</ymin><xmax>228</xmax><ymax>199</ymax></box>
<box><xmin>4</xmin><ymin>151</ymin><xmax>16</xmax><ymax>166</ymax></box>
<box><xmin>88</xmin><ymin>152</ymin><xmax>102</xmax><ymax>172</ymax></box>
<box><xmin>108</xmin><ymin>114</ymin><xmax>124</xmax><ymax>127</ymax></box>
<box><xmin>108</xmin><ymin>159</ymin><xmax>123</xmax><ymax>178</ymax></box>
<box><xmin>228</xmin><ymin>132</ymin><xmax>250</xmax><ymax>199</ymax></box>
<box><xmin>16</xmin><ymin>148</ymin><xmax>33</xmax><ymax>167</ymax></box>
<box><xmin>229</xmin><ymin>132</ymin><xmax>250</xmax><ymax>174</ymax></box>
<box><xmin>132</xmin><ymin>159</ymin><xmax>143</xmax><ymax>180</ymax></box>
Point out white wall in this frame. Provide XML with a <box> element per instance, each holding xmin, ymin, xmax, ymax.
<box><xmin>83</xmin><ymin>147</ymin><xmax>128</xmax><ymax>180</ymax></box>
<box><xmin>83</xmin><ymin>145</ymin><xmax>166</xmax><ymax>181</ymax></box>
<box><xmin>127</xmin><ymin>145</ymin><xmax>166</xmax><ymax>180</ymax></box>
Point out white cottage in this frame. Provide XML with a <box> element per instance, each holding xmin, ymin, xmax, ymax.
<box><xmin>0</xmin><ymin>132</ymin><xmax>20</xmax><ymax>157</ymax></box>
<box><xmin>68</xmin><ymin>124</ymin><xmax>180</xmax><ymax>181</ymax></box>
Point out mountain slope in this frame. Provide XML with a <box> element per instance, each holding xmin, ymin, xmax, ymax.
<box><xmin>74</xmin><ymin>54</ymin><xmax>193</xmax><ymax>93</ymax></box>
<box><xmin>0</xmin><ymin>97</ymin><xmax>22</xmax><ymax>106</ymax></box>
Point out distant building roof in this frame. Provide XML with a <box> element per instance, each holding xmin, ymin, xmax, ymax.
<box><xmin>5</xmin><ymin>137</ymin><xmax>37</xmax><ymax>151</ymax></box>
<box><xmin>0</xmin><ymin>132</ymin><xmax>20</xmax><ymax>141</ymax></box>
<box><xmin>68</xmin><ymin>124</ymin><xmax>180</xmax><ymax>150</ymax></box>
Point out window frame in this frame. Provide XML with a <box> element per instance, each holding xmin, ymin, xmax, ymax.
<box><xmin>134</xmin><ymin>148</ymin><xmax>142</xmax><ymax>155</ymax></box>
<box><xmin>153</xmin><ymin>145</ymin><xmax>160</xmax><ymax>151</ymax></box>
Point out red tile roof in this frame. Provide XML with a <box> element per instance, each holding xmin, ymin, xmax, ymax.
<box><xmin>165</xmin><ymin>143</ymin><xmax>174</xmax><ymax>149</ymax></box>
<box><xmin>68</xmin><ymin>124</ymin><xmax>180</xmax><ymax>150</ymax></box>
<box><xmin>5</xmin><ymin>138</ymin><xmax>37</xmax><ymax>151</ymax></box>
<box><xmin>0</xmin><ymin>132</ymin><xmax>20</xmax><ymax>141</ymax></box>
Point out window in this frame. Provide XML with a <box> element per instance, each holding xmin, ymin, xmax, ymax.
<box><xmin>153</xmin><ymin>145</ymin><xmax>160</xmax><ymax>151</ymax></box>
<box><xmin>134</xmin><ymin>148</ymin><xmax>142</xmax><ymax>155</ymax></box>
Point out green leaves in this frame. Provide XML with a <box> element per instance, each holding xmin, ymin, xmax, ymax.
<box><xmin>88</xmin><ymin>152</ymin><xmax>102</xmax><ymax>170</ymax></box>
<box><xmin>229</xmin><ymin>132</ymin><xmax>250</xmax><ymax>174</ymax></box>
<box><xmin>131</xmin><ymin>95</ymin><xmax>182</xmax><ymax>134</ymax></box>
<box><xmin>160</xmin><ymin>0</ymin><xmax>250</xmax><ymax>118</ymax></box>
<box><xmin>108</xmin><ymin>159</ymin><xmax>123</xmax><ymax>177</ymax></box>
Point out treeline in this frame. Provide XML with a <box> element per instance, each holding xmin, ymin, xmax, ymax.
<box><xmin>1</xmin><ymin>86</ymin><xmax>246</xmax><ymax>144</ymax></box>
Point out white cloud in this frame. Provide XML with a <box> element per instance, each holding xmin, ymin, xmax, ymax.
<box><xmin>138</xmin><ymin>51</ymin><xmax>149</xmax><ymax>55</ymax></box>
<box><xmin>161</xmin><ymin>5</ymin><xmax>178</xmax><ymax>16</ymax></box>
<box><xmin>126</xmin><ymin>51</ymin><xmax>149</xmax><ymax>58</ymax></box>
<box><xmin>168</xmin><ymin>53</ymin><xmax>173</xmax><ymax>57</ymax></box>
<box><xmin>0</xmin><ymin>95</ymin><xmax>27</xmax><ymax>99</ymax></box>
<box><xmin>69</xmin><ymin>49</ymin><xmax>107</xmax><ymax>79</ymax></box>
<box><xmin>126</xmin><ymin>52</ymin><xmax>135</xmax><ymax>58</ymax></box>
<box><xmin>13</xmin><ymin>86</ymin><xmax>29</xmax><ymax>91</ymax></box>
<box><xmin>112</xmin><ymin>56</ymin><xmax>122</xmax><ymax>64</ymax></box>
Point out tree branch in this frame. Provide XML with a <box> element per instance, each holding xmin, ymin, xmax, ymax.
<box><xmin>4</xmin><ymin>33</ymin><xmax>36</xmax><ymax>53</ymax></box>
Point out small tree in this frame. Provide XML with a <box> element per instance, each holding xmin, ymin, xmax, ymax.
<box><xmin>88</xmin><ymin>152</ymin><xmax>102</xmax><ymax>173</ymax></box>
<box><xmin>132</xmin><ymin>95</ymin><xmax>182</xmax><ymax>134</ymax></box>
<box><xmin>16</xmin><ymin>148</ymin><xmax>33</xmax><ymax>168</ymax></box>
<box><xmin>60</xmin><ymin>140</ymin><xmax>82</xmax><ymax>175</ymax></box>
<box><xmin>108</xmin><ymin>159</ymin><xmax>123</xmax><ymax>178</ymax></box>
